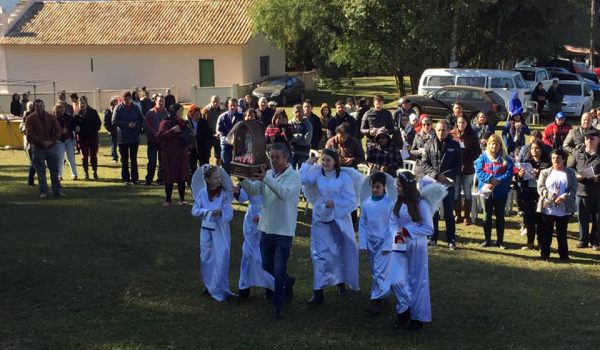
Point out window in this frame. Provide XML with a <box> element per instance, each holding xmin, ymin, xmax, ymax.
<box><xmin>460</xmin><ymin>90</ymin><xmax>484</xmax><ymax>102</ymax></box>
<box><xmin>432</xmin><ymin>88</ymin><xmax>460</xmax><ymax>100</ymax></box>
<box><xmin>457</xmin><ymin>77</ymin><xmax>486</xmax><ymax>87</ymax></box>
<box><xmin>559</xmin><ymin>83</ymin><xmax>582</xmax><ymax>96</ymax></box>
<box><xmin>199</xmin><ymin>59</ymin><xmax>215</xmax><ymax>87</ymax></box>
<box><xmin>490</xmin><ymin>77</ymin><xmax>514</xmax><ymax>89</ymax></box>
<box><xmin>427</xmin><ymin>76</ymin><xmax>455</xmax><ymax>87</ymax></box>
<box><xmin>260</xmin><ymin>56</ymin><xmax>270</xmax><ymax>76</ymax></box>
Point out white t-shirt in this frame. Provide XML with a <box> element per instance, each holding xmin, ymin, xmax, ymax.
<box><xmin>543</xmin><ymin>169</ymin><xmax>568</xmax><ymax>217</ymax></box>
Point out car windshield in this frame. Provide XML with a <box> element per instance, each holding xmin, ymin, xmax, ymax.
<box><xmin>560</xmin><ymin>84</ymin><xmax>582</xmax><ymax>96</ymax></box>
<box><xmin>261</xmin><ymin>78</ymin><xmax>287</xmax><ymax>87</ymax></box>
<box><xmin>516</xmin><ymin>70</ymin><xmax>535</xmax><ymax>81</ymax></box>
<box><xmin>490</xmin><ymin>77</ymin><xmax>514</xmax><ymax>89</ymax></box>
<box><xmin>551</xmin><ymin>73</ymin><xmax>578</xmax><ymax>81</ymax></box>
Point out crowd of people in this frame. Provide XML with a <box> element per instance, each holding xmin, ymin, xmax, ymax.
<box><xmin>17</xmin><ymin>86</ymin><xmax>600</xmax><ymax>328</ymax></box>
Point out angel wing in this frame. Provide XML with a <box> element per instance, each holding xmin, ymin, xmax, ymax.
<box><xmin>359</xmin><ymin>171</ymin><xmax>397</xmax><ymax>204</ymax></box>
<box><xmin>341</xmin><ymin>167</ymin><xmax>365</xmax><ymax>205</ymax></box>
<box><xmin>419</xmin><ymin>181</ymin><xmax>447</xmax><ymax>212</ymax></box>
<box><xmin>191</xmin><ymin>165</ymin><xmax>233</xmax><ymax>199</ymax></box>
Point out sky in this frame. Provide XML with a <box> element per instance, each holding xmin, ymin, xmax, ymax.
<box><xmin>0</xmin><ymin>0</ymin><xmax>19</xmax><ymax>13</ymax></box>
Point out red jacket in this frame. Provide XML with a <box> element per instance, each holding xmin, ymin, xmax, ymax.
<box><xmin>543</xmin><ymin>121</ymin><xmax>572</xmax><ymax>149</ymax></box>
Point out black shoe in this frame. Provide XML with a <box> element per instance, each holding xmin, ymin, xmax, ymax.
<box><xmin>559</xmin><ymin>256</ymin><xmax>571</xmax><ymax>262</ymax></box>
<box><xmin>576</xmin><ymin>242</ymin><xmax>588</xmax><ymax>249</ymax></box>
<box><xmin>307</xmin><ymin>290</ymin><xmax>324</xmax><ymax>308</ymax></box>
<box><xmin>144</xmin><ymin>181</ymin><xmax>152</xmax><ymax>186</ymax></box>
<box><xmin>238</xmin><ymin>288</ymin><xmax>250</xmax><ymax>299</ymax></box>
<box><xmin>494</xmin><ymin>242</ymin><xmax>506</xmax><ymax>250</ymax></box>
<box><xmin>392</xmin><ymin>310</ymin><xmax>411</xmax><ymax>329</ymax></box>
<box><xmin>366</xmin><ymin>299</ymin><xmax>383</xmax><ymax>315</ymax></box>
<box><xmin>93</xmin><ymin>172</ymin><xmax>98</xmax><ymax>180</ymax></box>
<box><xmin>264</xmin><ymin>289</ymin><xmax>274</xmax><ymax>300</ymax></box>
<box><xmin>428</xmin><ymin>240</ymin><xmax>437</xmax><ymax>247</ymax></box>
<box><xmin>285</xmin><ymin>277</ymin><xmax>295</xmax><ymax>304</ymax></box>
<box><xmin>336</xmin><ymin>283</ymin><xmax>346</xmax><ymax>297</ymax></box>
<box><xmin>406</xmin><ymin>320</ymin><xmax>423</xmax><ymax>331</ymax></box>
<box><xmin>83</xmin><ymin>174</ymin><xmax>89</xmax><ymax>180</ymax></box>
<box><xmin>448</xmin><ymin>242</ymin><xmax>457</xmax><ymax>251</ymax></box>
<box><xmin>273</xmin><ymin>307</ymin><xmax>284</xmax><ymax>319</ymax></box>
<box><xmin>480</xmin><ymin>240</ymin><xmax>491</xmax><ymax>248</ymax></box>
<box><xmin>202</xmin><ymin>287</ymin><xmax>211</xmax><ymax>297</ymax></box>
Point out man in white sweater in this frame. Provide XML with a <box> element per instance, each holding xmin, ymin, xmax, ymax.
<box><xmin>240</xmin><ymin>142</ymin><xmax>302</xmax><ymax>319</ymax></box>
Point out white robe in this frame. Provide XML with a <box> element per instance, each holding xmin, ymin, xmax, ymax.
<box><xmin>358</xmin><ymin>194</ymin><xmax>395</xmax><ymax>300</ymax></box>
<box><xmin>300</xmin><ymin>163</ymin><xmax>359</xmax><ymax>291</ymax></box>
<box><xmin>237</xmin><ymin>189</ymin><xmax>275</xmax><ymax>291</ymax></box>
<box><xmin>388</xmin><ymin>199</ymin><xmax>434</xmax><ymax>322</ymax></box>
<box><xmin>191</xmin><ymin>188</ymin><xmax>234</xmax><ymax>302</ymax></box>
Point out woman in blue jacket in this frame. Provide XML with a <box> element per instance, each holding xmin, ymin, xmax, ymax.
<box><xmin>475</xmin><ymin>134</ymin><xmax>515</xmax><ymax>248</ymax></box>
<box><xmin>502</xmin><ymin>112</ymin><xmax>530</xmax><ymax>156</ymax></box>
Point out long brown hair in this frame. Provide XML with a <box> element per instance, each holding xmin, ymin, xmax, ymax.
<box><xmin>393</xmin><ymin>170</ymin><xmax>421</xmax><ymax>223</ymax></box>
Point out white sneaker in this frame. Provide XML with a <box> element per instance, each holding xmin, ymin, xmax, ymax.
<box><xmin>520</xmin><ymin>227</ymin><xmax>527</xmax><ymax>236</ymax></box>
<box><xmin>40</xmin><ymin>193</ymin><xmax>48</xmax><ymax>198</ymax></box>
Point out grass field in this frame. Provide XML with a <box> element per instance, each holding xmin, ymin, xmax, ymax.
<box><xmin>1</xmin><ymin>78</ymin><xmax>599</xmax><ymax>349</ymax></box>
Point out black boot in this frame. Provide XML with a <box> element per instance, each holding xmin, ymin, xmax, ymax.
<box><xmin>307</xmin><ymin>289</ymin><xmax>324</xmax><ymax>307</ymax></box>
<box><xmin>407</xmin><ymin>320</ymin><xmax>423</xmax><ymax>331</ymax></box>
<box><xmin>82</xmin><ymin>159</ymin><xmax>89</xmax><ymax>180</ymax></box>
<box><xmin>336</xmin><ymin>283</ymin><xmax>346</xmax><ymax>296</ymax></box>
<box><xmin>393</xmin><ymin>309</ymin><xmax>411</xmax><ymax>329</ymax></box>
<box><xmin>366</xmin><ymin>299</ymin><xmax>383</xmax><ymax>315</ymax></box>
<box><xmin>91</xmin><ymin>158</ymin><xmax>99</xmax><ymax>180</ymax></box>
<box><xmin>264</xmin><ymin>289</ymin><xmax>274</xmax><ymax>300</ymax></box>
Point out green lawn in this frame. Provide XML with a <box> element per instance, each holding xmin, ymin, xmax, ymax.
<box><xmin>1</xmin><ymin>78</ymin><xmax>599</xmax><ymax>349</ymax></box>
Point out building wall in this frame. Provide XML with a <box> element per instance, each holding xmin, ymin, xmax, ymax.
<box><xmin>1</xmin><ymin>44</ymin><xmax>252</xmax><ymax>101</ymax></box>
<box><xmin>241</xmin><ymin>34</ymin><xmax>286</xmax><ymax>85</ymax></box>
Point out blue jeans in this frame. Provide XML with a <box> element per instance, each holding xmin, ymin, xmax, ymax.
<box><xmin>220</xmin><ymin>142</ymin><xmax>233</xmax><ymax>174</ymax></box>
<box><xmin>260</xmin><ymin>233</ymin><xmax>294</xmax><ymax>311</ymax></box>
<box><xmin>110</xmin><ymin>132</ymin><xmax>118</xmax><ymax>161</ymax></box>
<box><xmin>56</xmin><ymin>139</ymin><xmax>77</xmax><ymax>178</ymax></box>
<box><xmin>454</xmin><ymin>174</ymin><xmax>474</xmax><ymax>201</ymax></box>
<box><xmin>145</xmin><ymin>141</ymin><xmax>162</xmax><ymax>183</ymax></box>
<box><xmin>432</xmin><ymin>187</ymin><xmax>456</xmax><ymax>243</ymax></box>
<box><xmin>32</xmin><ymin>146</ymin><xmax>61</xmax><ymax>196</ymax></box>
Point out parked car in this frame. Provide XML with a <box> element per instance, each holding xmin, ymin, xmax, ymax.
<box><xmin>251</xmin><ymin>76</ymin><xmax>305</xmax><ymax>106</ymax></box>
<box><xmin>543</xmin><ymin>80</ymin><xmax>593</xmax><ymax>117</ymax></box>
<box><xmin>418</xmin><ymin>68</ymin><xmax>530</xmax><ymax>109</ymax></box>
<box><xmin>547</xmin><ymin>69</ymin><xmax>600</xmax><ymax>100</ymax></box>
<box><xmin>512</xmin><ymin>67</ymin><xmax>553</xmax><ymax>91</ymax></box>
<box><xmin>403</xmin><ymin>85</ymin><xmax>507</xmax><ymax>127</ymax></box>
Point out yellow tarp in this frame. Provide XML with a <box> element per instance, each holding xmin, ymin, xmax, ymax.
<box><xmin>0</xmin><ymin>119</ymin><xmax>24</xmax><ymax>149</ymax></box>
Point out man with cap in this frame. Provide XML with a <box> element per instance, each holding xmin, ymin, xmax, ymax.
<box><xmin>563</xmin><ymin>112</ymin><xmax>596</xmax><ymax>156</ymax></box>
<box><xmin>568</xmin><ymin>129</ymin><xmax>600</xmax><ymax>250</ymax></box>
<box><xmin>546</xmin><ymin>80</ymin><xmax>564</xmax><ymax>117</ymax></box>
<box><xmin>104</xmin><ymin>96</ymin><xmax>120</xmax><ymax>163</ymax></box>
<box><xmin>543</xmin><ymin>112</ymin><xmax>572</xmax><ymax>150</ymax></box>
<box><xmin>393</xmin><ymin>98</ymin><xmax>417</xmax><ymax>131</ymax></box>
<box><xmin>58</xmin><ymin>90</ymin><xmax>74</xmax><ymax>115</ymax></box>
<box><xmin>112</xmin><ymin>90</ymin><xmax>145</xmax><ymax>185</ymax></box>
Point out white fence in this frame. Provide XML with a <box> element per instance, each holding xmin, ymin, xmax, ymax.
<box><xmin>0</xmin><ymin>86</ymin><xmax>177</xmax><ymax>114</ymax></box>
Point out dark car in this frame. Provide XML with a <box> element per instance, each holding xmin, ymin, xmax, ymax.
<box><xmin>402</xmin><ymin>86</ymin><xmax>506</xmax><ymax>127</ymax></box>
<box><xmin>251</xmin><ymin>76</ymin><xmax>305</xmax><ymax>106</ymax></box>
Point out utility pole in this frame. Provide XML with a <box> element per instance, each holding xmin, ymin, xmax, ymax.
<box><xmin>591</xmin><ymin>0</ymin><xmax>595</xmax><ymax>68</ymax></box>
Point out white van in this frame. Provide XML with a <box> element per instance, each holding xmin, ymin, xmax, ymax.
<box><xmin>418</xmin><ymin>68</ymin><xmax>530</xmax><ymax>107</ymax></box>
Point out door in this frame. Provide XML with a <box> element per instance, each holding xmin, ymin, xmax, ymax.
<box><xmin>199</xmin><ymin>59</ymin><xmax>215</xmax><ymax>87</ymax></box>
<box><xmin>427</xmin><ymin>88</ymin><xmax>460</xmax><ymax>116</ymax></box>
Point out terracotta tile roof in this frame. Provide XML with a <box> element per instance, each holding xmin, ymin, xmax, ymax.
<box><xmin>0</xmin><ymin>0</ymin><xmax>255</xmax><ymax>45</ymax></box>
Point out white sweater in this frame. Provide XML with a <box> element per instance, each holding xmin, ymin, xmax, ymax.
<box><xmin>240</xmin><ymin>165</ymin><xmax>302</xmax><ymax>236</ymax></box>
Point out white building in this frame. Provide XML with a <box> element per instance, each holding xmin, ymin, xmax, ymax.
<box><xmin>0</xmin><ymin>0</ymin><xmax>285</xmax><ymax>102</ymax></box>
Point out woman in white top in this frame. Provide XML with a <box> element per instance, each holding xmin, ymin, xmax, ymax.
<box><xmin>536</xmin><ymin>149</ymin><xmax>577</xmax><ymax>261</ymax></box>
<box><xmin>300</xmin><ymin>148</ymin><xmax>359</xmax><ymax>307</ymax></box>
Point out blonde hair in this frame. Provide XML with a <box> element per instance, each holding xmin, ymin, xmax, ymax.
<box><xmin>485</xmin><ymin>133</ymin><xmax>508</xmax><ymax>165</ymax></box>
<box><xmin>52</xmin><ymin>102</ymin><xmax>65</xmax><ymax>115</ymax></box>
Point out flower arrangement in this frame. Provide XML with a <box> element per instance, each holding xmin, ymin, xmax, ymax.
<box><xmin>234</xmin><ymin>153</ymin><xmax>255</xmax><ymax>165</ymax></box>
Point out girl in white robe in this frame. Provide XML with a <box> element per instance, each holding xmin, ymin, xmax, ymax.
<box><xmin>388</xmin><ymin>170</ymin><xmax>438</xmax><ymax>331</ymax></box>
<box><xmin>191</xmin><ymin>165</ymin><xmax>234</xmax><ymax>302</ymax></box>
<box><xmin>358</xmin><ymin>171</ymin><xmax>396</xmax><ymax>315</ymax></box>
<box><xmin>300</xmin><ymin>148</ymin><xmax>359</xmax><ymax>306</ymax></box>
<box><xmin>234</xmin><ymin>187</ymin><xmax>275</xmax><ymax>299</ymax></box>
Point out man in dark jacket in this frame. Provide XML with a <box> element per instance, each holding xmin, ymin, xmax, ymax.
<box><xmin>205</xmin><ymin>95</ymin><xmax>224</xmax><ymax>165</ymax></box>
<box><xmin>164</xmin><ymin>88</ymin><xmax>176</xmax><ymax>110</ymax></box>
<box><xmin>257</xmin><ymin>96</ymin><xmax>275</xmax><ymax>127</ymax></box>
<box><xmin>546</xmin><ymin>80</ymin><xmax>564</xmax><ymax>117</ymax></box>
<box><xmin>103</xmin><ymin>96</ymin><xmax>119</xmax><ymax>163</ymax></box>
<box><xmin>328</xmin><ymin>100</ymin><xmax>358</xmax><ymax>140</ymax></box>
<box><xmin>393</xmin><ymin>98</ymin><xmax>417</xmax><ymax>130</ymax></box>
<box><xmin>112</xmin><ymin>90</ymin><xmax>144</xmax><ymax>185</ymax></box>
<box><xmin>187</xmin><ymin>104</ymin><xmax>213</xmax><ymax>178</ymax></box>
<box><xmin>421</xmin><ymin>120</ymin><xmax>463</xmax><ymax>250</ymax></box>
<box><xmin>360</xmin><ymin>95</ymin><xmax>394</xmax><ymax>148</ymax></box>
<box><xmin>445</xmin><ymin>102</ymin><xmax>464</xmax><ymax>130</ymax></box>
<box><xmin>303</xmin><ymin>99</ymin><xmax>322</xmax><ymax>150</ymax></box>
<box><xmin>216</xmin><ymin>98</ymin><xmax>243</xmax><ymax>174</ymax></box>
<box><xmin>569</xmin><ymin>129</ymin><xmax>600</xmax><ymax>250</ymax></box>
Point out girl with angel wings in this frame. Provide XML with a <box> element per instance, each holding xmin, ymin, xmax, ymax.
<box><xmin>299</xmin><ymin>148</ymin><xmax>364</xmax><ymax>307</ymax></box>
